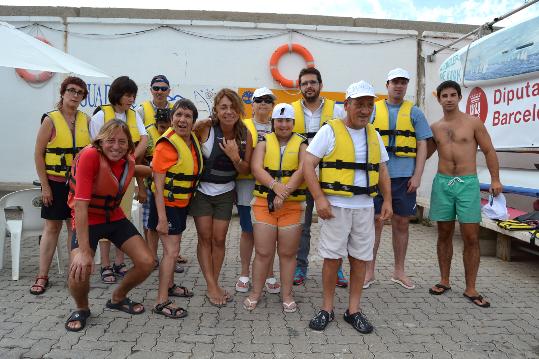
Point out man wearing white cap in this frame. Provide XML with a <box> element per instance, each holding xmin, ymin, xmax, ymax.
<box><xmin>291</xmin><ymin>67</ymin><xmax>347</xmax><ymax>288</ymax></box>
<box><xmin>368</xmin><ymin>68</ymin><xmax>432</xmax><ymax>290</ymax></box>
<box><xmin>235</xmin><ymin>87</ymin><xmax>280</xmax><ymax>295</ymax></box>
<box><xmin>304</xmin><ymin>81</ymin><xmax>392</xmax><ymax>333</ymax></box>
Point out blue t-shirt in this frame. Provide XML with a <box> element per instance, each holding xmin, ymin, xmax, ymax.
<box><xmin>371</xmin><ymin>101</ymin><xmax>432</xmax><ymax>178</ymax></box>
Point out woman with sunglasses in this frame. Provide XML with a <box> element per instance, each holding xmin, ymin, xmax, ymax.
<box><xmin>190</xmin><ymin>89</ymin><xmax>253</xmax><ymax>307</ymax></box>
<box><xmin>235</xmin><ymin>87</ymin><xmax>280</xmax><ymax>295</ymax></box>
<box><xmin>244</xmin><ymin>103</ymin><xmax>307</xmax><ymax>312</ymax></box>
<box><xmin>31</xmin><ymin>76</ymin><xmax>91</xmax><ymax>296</ymax></box>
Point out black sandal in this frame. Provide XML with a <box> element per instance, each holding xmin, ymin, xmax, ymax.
<box><xmin>463</xmin><ymin>293</ymin><xmax>491</xmax><ymax>308</ymax></box>
<box><xmin>429</xmin><ymin>283</ymin><xmax>451</xmax><ymax>295</ymax></box>
<box><xmin>309</xmin><ymin>309</ymin><xmax>335</xmax><ymax>331</ymax></box>
<box><xmin>168</xmin><ymin>284</ymin><xmax>194</xmax><ymax>298</ymax></box>
<box><xmin>153</xmin><ymin>300</ymin><xmax>188</xmax><ymax>319</ymax></box>
<box><xmin>65</xmin><ymin>309</ymin><xmax>91</xmax><ymax>332</ymax></box>
<box><xmin>100</xmin><ymin>266</ymin><xmax>116</xmax><ymax>284</ymax></box>
<box><xmin>112</xmin><ymin>263</ymin><xmax>128</xmax><ymax>277</ymax></box>
<box><xmin>106</xmin><ymin>297</ymin><xmax>145</xmax><ymax>314</ymax></box>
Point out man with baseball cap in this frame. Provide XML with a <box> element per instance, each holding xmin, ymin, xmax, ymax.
<box><xmin>303</xmin><ymin>81</ymin><xmax>392</xmax><ymax>333</ymax></box>
<box><xmin>367</xmin><ymin>68</ymin><xmax>432</xmax><ymax>290</ymax></box>
<box><xmin>291</xmin><ymin>67</ymin><xmax>347</xmax><ymax>288</ymax></box>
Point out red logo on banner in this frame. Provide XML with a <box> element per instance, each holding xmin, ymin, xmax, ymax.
<box><xmin>466</xmin><ymin>87</ymin><xmax>488</xmax><ymax>123</ymax></box>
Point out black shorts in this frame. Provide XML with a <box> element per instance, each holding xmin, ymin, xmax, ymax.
<box><xmin>41</xmin><ymin>179</ymin><xmax>71</xmax><ymax>220</ymax></box>
<box><xmin>71</xmin><ymin>218</ymin><xmax>140</xmax><ymax>252</ymax></box>
<box><xmin>147</xmin><ymin>192</ymin><xmax>188</xmax><ymax>235</ymax></box>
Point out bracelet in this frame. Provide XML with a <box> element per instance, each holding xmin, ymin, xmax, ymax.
<box><xmin>269</xmin><ymin>179</ymin><xmax>277</xmax><ymax>190</ymax></box>
<box><xmin>235</xmin><ymin>158</ymin><xmax>243</xmax><ymax>166</ymax></box>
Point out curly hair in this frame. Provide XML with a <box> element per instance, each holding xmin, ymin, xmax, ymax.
<box><xmin>56</xmin><ymin>76</ymin><xmax>88</xmax><ymax>110</ymax></box>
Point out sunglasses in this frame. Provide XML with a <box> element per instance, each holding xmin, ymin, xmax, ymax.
<box><xmin>253</xmin><ymin>97</ymin><xmax>274</xmax><ymax>104</ymax></box>
<box><xmin>65</xmin><ymin>88</ymin><xmax>85</xmax><ymax>97</ymax></box>
<box><xmin>152</xmin><ymin>86</ymin><xmax>169</xmax><ymax>92</ymax></box>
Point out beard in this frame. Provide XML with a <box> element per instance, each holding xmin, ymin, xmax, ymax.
<box><xmin>302</xmin><ymin>89</ymin><xmax>321</xmax><ymax>103</ymax></box>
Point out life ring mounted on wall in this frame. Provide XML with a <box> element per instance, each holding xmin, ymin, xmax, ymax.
<box><xmin>269</xmin><ymin>43</ymin><xmax>315</xmax><ymax>88</ymax></box>
<box><xmin>15</xmin><ymin>36</ymin><xmax>55</xmax><ymax>84</ymax></box>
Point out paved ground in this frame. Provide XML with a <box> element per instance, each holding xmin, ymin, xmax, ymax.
<box><xmin>0</xmin><ymin>215</ymin><xmax>538</xmax><ymax>359</ymax></box>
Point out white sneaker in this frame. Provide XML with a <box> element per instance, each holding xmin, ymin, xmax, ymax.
<box><xmin>235</xmin><ymin>276</ymin><xmax>250</xmax><ymax>293</ymax></box>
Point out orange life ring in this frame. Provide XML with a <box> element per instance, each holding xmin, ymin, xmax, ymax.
<box><xmin>269</xmin><ymin>43</ymin><xmax>315</xmax><ymax>88</ymax></box>
<box><xmin>15</xmin><ymin>36</ymin><xmax>55</xmax><ymax>84</ymax></box>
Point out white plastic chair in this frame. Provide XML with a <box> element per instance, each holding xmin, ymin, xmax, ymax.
<box><xmin>0</xmin><ymin>188</ymin><xmax>62</xmax><ymax>280</ymax></box>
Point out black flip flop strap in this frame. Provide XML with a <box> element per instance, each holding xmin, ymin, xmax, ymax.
<box><xmin>155</xmin><ymin>300</ymin><xmax>173</xmax><ymax>312</ymax></box>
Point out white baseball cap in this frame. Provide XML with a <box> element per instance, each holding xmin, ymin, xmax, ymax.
<box><xmin>272</xmin><ymin>103</ymin><xmax>295</xmax><ymax>119</ymax></box>
<box><xmin>252</xmin><ymin>87</ymin><xmax>276</xmax><ymax>101</ymax></box>
<box><xmin>387</xmin><ymin>68</ymin><xmax>410</xmax><ymax>81</ymax></box>
<box><xmin>345</xmin><ymin>81</ymin><xmax>376</xmax><ymax>99</ymax></box>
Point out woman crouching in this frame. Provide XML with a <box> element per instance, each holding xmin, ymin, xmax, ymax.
<box><xmin>244</xmin><ymin>104</ymin><xmax>307</xmax><ymax>312</ymax></box>
<box><xmin>149</xmin><ymin>99</ymin><xmax>201</xmax><ymax>318</ymax></box>
<box><xmin>66</xmin><ymin>120</ymin><xmax>154</xmax><ymax>332</ymax></box>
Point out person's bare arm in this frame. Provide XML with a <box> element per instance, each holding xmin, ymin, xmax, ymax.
<box><xmin>303</xmin><ymin>152</ymin><xmax>333</xmax><ymax>219</ymax></box>
<box><xmin>70</xmin><ymin>200</ymin><xmax>94</xmax><ymax>282</ymax></box>
<box><xmin>152</xmin><ymin>172</ymin><xmax>169</xmax><ymax>235</ymax></box>
<box><xmin>134</xmin><ymin>135</ymin><xmax>148</xmax><ymax>162</ymax></box>
<box><xmin>34</xmin><ymin>117</ymin><xmax>54</xmax><ymax>206</ymax></box>
<box><xmin>426</xmin><ymin>123</ymin><xmax>439</xmax><ymax>159</ymax></box>
<box><xmin>475</xmin><ymin>118</ymin><xmax>502</xmax><ymax>196</ymax></box>
<box><xmin>408</xmin><ymin>139</ymin><xmax>427</xmax><ymax>192</ymax></box>
<box><xmin>377</xmin><ymin>162</ymin><xmax>393</xmax><ymax>221</ymax></box>
<box><xmin>193</xmin><ymin>118</ymin><xmax>212</xmax><ymax>138</ymax></box>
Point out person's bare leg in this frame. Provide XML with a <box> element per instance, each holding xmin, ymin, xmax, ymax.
<box><xmin>365</xmin><ymin>216</ymin><xmax>383</xmax><ymax>285</ymax></box>
<box><xmin>430</xmin><ymin>221</ymin><xmax>455</xmax><ymax>293</ymax></box>
<box><xmin>194</xmin><ymin>216</ymin><xmax>225</xmax><ymax>305</ymax></box>
<box><xmin>460</xmin><ymin>222</ymin><xmax>488</xmax><ymax>305</ymax></box>
<box><xmin>211</xmin><ymin>218</ymin><xmax>231</xmax><ymax>297</ymax></box>
<box><xmin>32</xmin><ymin>220</ymin><xmax>63</xmax><ymax>292</ymax></box>
<box><xmin>156</xmin><ymin>233</ymin><xmax>180</xmax><ymax>305</ymax></box>
<box><xmin>65</xmin><ymin>219</ymin><xmax>73</xmax><ymax>253</ymax></box>
<box><xmin>114</xmin><ymin>247</ymin><xmax>126</xmax><ymax>266</ymax></box>
<box><xmin>321</xmin><ymin>258</ymin><xmax>340</xmax><ymax>312</ymax></box>
<box><xmin>247</xmin><ymin>224</ymin><xmax>277</xmax><ymax>303</ymax></box>
<box><xmin>147</xmin><ymin>229</ymin><xmax>159</xmax><ymax>263</ymax></box>
<box><xmin>276</xmin><ymin>225</ymin><xmax>302</xmax><ymax>304</ymax></box>
<box><xmin>66</xmin><ymin>248</ymin><xmax>92</xmax><ymax>330</ymax></box>
<box><xmin>348</xmin><ymin>256</ymin><xmax>367</xmax><ymax>313</ymax></box>
<box><xmin>110</xmin><ymin>235</ymin><xmax>154</xmax><ymax>311</ymax></box>
<box><xmin>391</xmin><ymin>214</ymin><xmax>413</xmax><ymax>286</ymax></box>
<box><xmin>99</xmin><ymin>240</ymin><xmax>112</xmax><ymax>268</ymax></box>
<box><xmin>239</xmin><ymin>230</ymin><xmax>254</xmax><ymax>277</ymax></box>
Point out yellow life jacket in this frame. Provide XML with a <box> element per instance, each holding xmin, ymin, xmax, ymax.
<box><xmin>372</xmin><ymin>100</ymin><xmax>416</xmax><ymax>157</ymax></box>
<box><xmin>237</xmin><ymin>118</ymin><xmax>257</xmax><ymax>181</ymax></box>
<box><xmin>497</xmin><ymin>220</ymin><xmax>538</xmax><ymax>231</ymax></box>
<box><xmin>319</xmin><ymin>119</ymin><xmax>380</xmax><ymax>197</ymax></box>
<box><xmin>141</xmin><ymin>100</ymin><xmax>174</xmax><ymax>154</ymax></box>
<box><xmin>151</xmin><ymin>128</ymin><xmax>203</xmax><ymax>202</ymax></box>
<box><xmin>292</xmin><ymin>98</ymin><xmax>335</xmax><ymax>139</ymax></box>
<box><xmin>253</xmin><ymin>132</ymin><xmax>307</xmax><ymax>201</ymax></box>
<box><xmin>44</xmin><ymin>110</ymin><xmax>91</xmax><ymax>178</ymax></box>
<box><xmin>102</xmin><ymin>104</ymin><xmax>141</xmax><ymax>143</ymax></box>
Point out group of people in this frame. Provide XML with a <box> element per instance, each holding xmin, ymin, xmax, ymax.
<box><xmin>30</xmin><ymin>66</ymin><xmax>502</xmax><ymax>334</ymax></box>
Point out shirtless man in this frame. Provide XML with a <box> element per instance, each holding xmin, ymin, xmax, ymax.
<box><xmin>427</xmin><ymin>80</ymin><xmax>502</xmax><ymax>308</ymax></box>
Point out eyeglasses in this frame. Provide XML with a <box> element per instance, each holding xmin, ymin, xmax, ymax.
<box><xmin>253</xmin><ymin>98</ymin><xmax>274</xmax><ymax>104</ymax></box>
<box><xmin>65</xmin><ymin>88</ymin><xmax>85</xmax><ymax>97</ymax></box>
<box><xmin>152</xmin><ymin>86</ymin><xmax>169</xmax><ymax>92</ymax></box>
<box><xmin>300</xmin><ymin>80</ymin><xmax>319</xmax><ymax>87</ymax></box>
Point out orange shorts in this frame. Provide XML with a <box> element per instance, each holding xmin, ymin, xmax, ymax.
<box><xmin>251</xmin><ymin>197</ymin><xmax>305</xmax><ymax>229</ymax></box>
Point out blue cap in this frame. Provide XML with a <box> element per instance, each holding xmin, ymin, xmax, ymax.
<box><xmin>151</xmin><ymin>75</ymin><xmax>169</xmax><ymax>85</ymax></box>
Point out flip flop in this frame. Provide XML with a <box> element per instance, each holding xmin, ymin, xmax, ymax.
<box><xmin>363</xmin><ymin>279</ymin><xmax>376</xmax><ymax>289</ymax></box>
<box><xmin>282</xmin><ymin>301</ymin><xmax>297</xmax><ymax>313</ymax></box>
<box><xmin>391</xmin><ymin>277</ymin><xmax>415</xmax><ymax>290</ymax></box>
<box><xmin>106</xmin><ymin>297</ymin><xmax>145</xmax><ymax>314</ymax></box>
<box><xmin>429</xmin><ymin>283</ymin><xmax>451</xmax><ymax>295</ymax></box>
<box><xmin>243</xmin><ymin>297</ymin><xmax>258</xmax><ymax>311</ymax></box>
<box><xmin>463</xmin><ymin>293</ymin><xmax>491</xmax><ymax>308</ymax></box>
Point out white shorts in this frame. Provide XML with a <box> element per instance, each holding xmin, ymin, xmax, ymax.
<box><xmin>318</xmin><ymin>206</ymin><xmax>375</xmax><ymax>261</ymax></box>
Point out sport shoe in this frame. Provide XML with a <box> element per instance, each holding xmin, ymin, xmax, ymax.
<box><xmin>343</xmin><ymin>309</ymin><xmax>374</xmax><ymax>334</ymax></box>
<box><xmin>336</xmin><ymin>267</ymin><xmax>348</xmax><ymax>288</ymax></box>
<box><xmin>309</xmin><ymin>309</ymin><xmax>334</xmax><ymax>331</ymax></box>
<box><xmin>293</xmin><ymin>267</ymin><xmax>307</xmax><ymax>286</ymax></box>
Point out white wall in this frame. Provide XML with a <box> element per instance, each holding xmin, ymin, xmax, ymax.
<box><xmin>0</xmin><ymin>16</ymin><xmax>421</xmax><ymax>184</ymax></box>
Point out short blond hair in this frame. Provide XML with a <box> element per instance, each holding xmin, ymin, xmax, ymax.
<box><xmin>92</xmin><ymin>120</ymin><xmax>135</xmax><ymax>155</ymax></box>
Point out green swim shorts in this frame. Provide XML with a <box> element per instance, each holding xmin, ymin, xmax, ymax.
<box><xmin>429</xmin><ymin>173</ymin><xmax>481</xmax><ymax>223</ymax></box>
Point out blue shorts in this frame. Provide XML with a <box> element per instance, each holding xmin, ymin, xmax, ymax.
<box><xmin>374</xmin><ymin>177</ymin><xmax>417</xmax><ymax>217</ymax></box>
<box><xmin>142</xmin><ymin>188</ymin><xmax>152</xmax><ymax>229</ymax></box>
<box><xmin>237</xmin><ymin>204</ymin><xmax>253</xmax><ymax>233</ymax></box>
<box><xmin>147</xmin><ymin>192</ymin><xmax>188</xmax><ymax>235</ymax></box>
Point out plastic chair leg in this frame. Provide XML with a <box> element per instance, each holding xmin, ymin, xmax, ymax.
<box><xmin>8</xmin><ymin>222</ymin><xmax>22</xmax><ymax>281</ymax></box>
<box><xmin>0</xmin><ymin>226</ymin><xmax>5</xmax><ymax>270</ymax></box>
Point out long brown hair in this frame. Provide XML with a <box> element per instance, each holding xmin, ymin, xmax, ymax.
<box><xmin>211</xmin><ymin>88</ymin><xmax>247</xmax><ymax>148</ymax></box>
<box><xmin>92</xmin><ymin>120</ymin><xmax>135</xmax><ymax>155</ymax></box>
<box><xmin>56</xmin><ymin>76</ymin><xmax>88</xmax><ymax>110</ymax></box>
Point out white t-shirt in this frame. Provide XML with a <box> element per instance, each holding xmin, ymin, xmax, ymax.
<box><xmin>300</xmin><ymin>98</ymin><xmax>345</xmax><ymax>140</ymax></box>
<box><xmin>307</xmin><ymin>122</ymin><xmax>389</xmax><ymax>209</ymax></box>
<box><xmin>90</xmin><ymin>109</ymin><xmax>147</xmax><ymax>140</ymax></box>
<box><xmin>198</xmin><ymin>126</ymin><xmax>236</xmax><ymax>196</ymax></box>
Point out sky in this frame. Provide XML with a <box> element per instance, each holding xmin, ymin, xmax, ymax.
<box><xmin>3</xmin><ymin>0</ymin><xmax>539</xmax><ymax>27</ymax></box>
